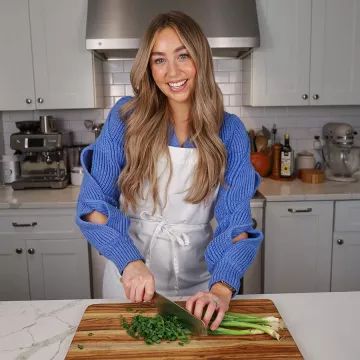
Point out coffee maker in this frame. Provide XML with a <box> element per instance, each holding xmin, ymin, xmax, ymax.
<box><xmin>316</xmin><ymin>123</ymin><xmax>360</xmax><ymax>182</ymax></box>
<box><xmin>10</xmin><ymin>118</ymin><xmax>72</xmax><ymax>190</ymax></box>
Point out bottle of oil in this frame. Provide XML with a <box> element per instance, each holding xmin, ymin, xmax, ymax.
<box><xmin>280</xmin><ymin>134</ymin><xmax>293</xmax><ymax>178</ymax></box>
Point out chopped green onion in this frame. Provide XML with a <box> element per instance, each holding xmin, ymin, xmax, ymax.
<box><xmin>77</xmin><ymin>344</ymin><xmax>84</xmax><ymax>350</ymax></box>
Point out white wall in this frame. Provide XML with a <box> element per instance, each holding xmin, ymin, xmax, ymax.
<box><xmin>1</xmin><ymin>58</ymin><xmax>360</xmax><ymax>155</ymax></box>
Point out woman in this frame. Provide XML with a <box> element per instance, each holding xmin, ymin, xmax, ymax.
<box><xmin>76</xmin><ymin>11</ymin><xmax>262</xmax><ymax>331</ymax></box>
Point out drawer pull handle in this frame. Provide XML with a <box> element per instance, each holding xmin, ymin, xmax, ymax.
<box><xmin>12</xmin><ymin>222</ymin><xmax>38</xmax><ymax>227</ymax></box>
<box><xmin>288</xmin><ymin>208</ymin><xmax>312</xmax><ymax>213</ymax></box>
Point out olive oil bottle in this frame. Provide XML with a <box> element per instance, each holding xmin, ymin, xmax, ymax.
<box><xmin>280</xmin><ymin>134</ymin><xmax>294</xmax><ymax>178</ymax></box>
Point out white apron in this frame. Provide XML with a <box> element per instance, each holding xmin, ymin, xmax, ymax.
<box><xmin>103</xmin><ymin>146</ymin><xmax>218</xmax><ymax>299</ymax></box>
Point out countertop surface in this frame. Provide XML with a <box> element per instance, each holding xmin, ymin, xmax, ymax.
<box><xmin>1</xmin><ymin>175</ymin><xmax>360</xmax><ymax>209</ymax></box>
<box><xmin>258</xmin><ymin>176</ymin><xmax>360</xmax><ymax>201</ymax></box>
<box><xmin>0</xmin><ymin>292</ymin><xmax>359</xmax><ymax>360</ymax></box>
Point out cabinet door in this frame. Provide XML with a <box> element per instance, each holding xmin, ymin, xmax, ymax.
<box><xmin>331</xmin><ymin>232</ymin><xmax>360</xmax><ymax>292</ymax></box>
<box><xmin>27</xmin><ymin>239</ymin><xmax>91</xmax><ymax>300</ymax></box>
<box><xmin>29</xmin><ymin>0</ymin><xmax>99</xmax><ymax>109</ymax></box>
<box><xmin>0</xmin><ymin>239</ymin><xmax>30</xmax><ymax>300</ymax></box>
<box><xmin>264</xmin><ymin>201</ymin><xmax>333</xmax><ymax>294</ymax></box>
<box><xmin>310</xmin><ymin>0</ymin><xmax>360</xmax><ymax>105</ymax></box>
<box><xmin>245</xmin><ymin>0</ymin><xmax>312</xmax><ymax>106</ymax></box>
<box><xmin>0</xmin><ymin>0</ymin><xmax>35</xmax><ymax>110</ymax></box>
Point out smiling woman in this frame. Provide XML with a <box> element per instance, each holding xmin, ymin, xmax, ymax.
<box><xmin>76</xmin><ymin>11</ymin><xmax>263</xmax><ymax>332</ymax></box>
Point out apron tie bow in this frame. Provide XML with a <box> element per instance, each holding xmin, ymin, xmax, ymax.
<box><xmin>140</xmin><ymin>211</ymin><xmax>190</xmax><ymax>294</ymax></box>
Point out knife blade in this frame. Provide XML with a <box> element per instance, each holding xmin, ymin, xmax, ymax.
<box><xmin>153</xmin><ymin>292</ymin><xmax>207</xmax><ymax>336</ymax></box>
<box><xmin>120</xmin><ymin>278</ymin><xmax>207</xmax><ymax>336</ymax></box>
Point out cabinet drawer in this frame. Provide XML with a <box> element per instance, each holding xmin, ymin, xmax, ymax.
<box><xmin>334</xmin><ymin>201</ymin><xmax>360</xmax><ymax>232</ymax></box>
<box><xmin>0</xmin><ymin>209</ymin><xmax>81</xmax><ymax>238</ymax></box>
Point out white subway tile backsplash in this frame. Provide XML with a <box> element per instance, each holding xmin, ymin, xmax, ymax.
<box><xmin>103</xmin><ymin>73</ymin><xmax>113</xmax><ymax>85</ymax></box>
<box><xmin>9</xmin><ymin>111</ymin><xmax>34</xmax><ymax>121</ymax></box>
<box><xmin>125</xmin><ymin>85</ymin><xmax>135</xmax><ymax>96</ymax></box>
<box><xmin>264</xmin><ymin>107</ymin><xmax>287</xmax><ymax>117</ymax></box>
<box><xmin>123</xmin><ymin>60</ymin><xmax>134</xmax><ymax>72</ymax></box>
<box><xmin>103</xmin><ymin>60</ymin><xmax>124</xmax><ymax>73</ymax></box>
<box><xmin>286</xmin><ymin>106</ymin><xmax>333</xmax><ymax>117</ymax></box>
<box><xmin>103</xmin><ymin>108</ymin><xmax>111</xmax><ymax>120</ymax></box>
<box><xmin>104</xmin><ymin>97</ymin><xmax>115</xmax><ymax>109</ymax></box>
<box><xmin>297</xmin><ymin>116</ymin><xmax>322</xmax><ymax>128</ymax></box>
<box><xmin>276</xmin><ymin>116</ymin><xmax>298</xmax><ymax>128</ymax></box>
<box><xmin>217</xmin><ymin>59</ymin><xmax>242</xmax><ymax>71</ymax></box>
<box><xmin>241</xmin><ymin>106</ymin><xmax>265</xmax><ymax>118</ymax></box>
<box><xmin>296</xmin><ymin>140</ymin><xmax>314</xmax><ymax>152</ymax></box>
<box><xmin>288</xmin><ymin>128</ymin><xmax>309</xmax><ymax>140</ymax></box>
<box><xmin>2</xmin><ymin>121</ymin><xmax>18</xmax><ymax>134</ymax></box>
<box><xmin>214</xmin><ymin>72</ymin><xmax>229</xmax><ymax>83</ymax></box>
<box><xmin>82</xmin><ymin>131</ymin><xmax>96</xmax><ymax>144</ymax></box>
<box><xmin>104</xmin><ymin>85</ymin><xmax>126</xmax><ymax>97</ymax></box>
<box><xmin>218</xmin><ymin>83</ymin><xmax>242</xmax><ymax>95</ymax></box>
<box><xmin>241</xmin><ymin>117</ymin><xmax>275</xmax><ymax>130</ymax></box>
<box><xmin>229</xmin><ymin>95</ymin><xmax>242</xmax><ymax>106</ymax></box>
<box><xmin>229</xmin><ymin>71</ymin><xmax>242</xmax><ymax>83</ymax></box>
<box><xmin>81</xmin><ymin>109</ymin><xmax>104</xmax><ymax>122</ymax></box>
<box><xmin>113</xmin><ymin>73</ymin><xmax>131</xmax><ymax>84</ymax></box>
<box><xmin>225</xmin><ymin>107</ymin><xmax>241</xmax><ymax>118</ymax></box>
<box><xmin>222</xmin><ymin>95</ymin><xmax>230</xmax><ymax>106</ymax></box>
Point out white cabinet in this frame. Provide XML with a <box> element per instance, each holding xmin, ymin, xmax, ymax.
<box><xmin>0</xmin><ymin>239</ymin><xmax>30</xmax><ymax>301</ymax></box>
<box><xmin>331</xmin><ymin>200</ymin><xmax>360</xmax><ymax>292</ymax></box>
<box><xmin>243</xmin><ymin>0</ymin><xmax>312</xmax><ymax>106</ymax></box>
<box><xmin>0</xmin><ymin>0</ymin><xmax>36</xmax><ymax>111</ymax></box>
<box><xmin>0</xmin><ymin>208</ymin><xmax>91</xmax><ymax>301</ymax></box>
<box><xmin>310</xmin><ymin>0</ymin><xmax>360</xmax><ymax>105</ymax></box>
<box><xmin>264</xmin><ymin>201</ymin><xmax>334</xmax><ymax>293</ymax></box>
<box><xmin>27</xmin><ymin>239</ymin><xmax>91</xmax><ymax>300</ymax></box>
<box><xmin>244</xmin><ymin>0</ymin><xmax>360</xmax><ymax>106</ymax></box>
<box><xmin>0</xmin><ymin>0</ymin><xmax>103</xmax><ymax>111</ymax></box>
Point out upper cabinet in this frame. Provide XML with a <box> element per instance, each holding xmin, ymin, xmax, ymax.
<box><xmin>244</xmin><ymin>0</ymin><xmax>360</xmax><ymax>106</ymax></box>
<box><xmin>0</xmin><ymin>0</ymin><xmax>103</xmax><ymax>111</ymax></box>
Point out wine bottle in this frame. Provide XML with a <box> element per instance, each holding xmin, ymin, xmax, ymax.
<box><xmin>280</xmin><ymin>134</ymin><xmax>294</xmax><ymax>178</ymax></box>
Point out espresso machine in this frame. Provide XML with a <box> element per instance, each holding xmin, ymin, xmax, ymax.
<box><xmin>10</xmin><ymin>117</ymin><xmax>72</xmax><ymax>190</ymax></box>
<box><xmin>315</xmin><ymin>123</ymin><xmax>360</xmax><ymax>182</ymax></box>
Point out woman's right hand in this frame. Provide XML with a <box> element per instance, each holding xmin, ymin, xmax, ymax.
<box><xmin>122</xmin><ymin>260</ymin><xmax>155</xmax><ymax>303</ymax></box>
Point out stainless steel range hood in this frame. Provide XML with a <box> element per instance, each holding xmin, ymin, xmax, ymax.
<box><xmin>86</xmin><ymin>0</ymin><xmax>260</xmax><ymax>59</ymax></box>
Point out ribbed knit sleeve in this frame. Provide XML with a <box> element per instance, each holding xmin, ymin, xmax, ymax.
<box><xmin>205</xmin><ymin>113</ymin><xmax>263</xmax><ymax>295</ymax></box>
<box><xmin>76</xmin><ymin>96</ymin><xmax>145</xmax><ymax>274</ymax></box>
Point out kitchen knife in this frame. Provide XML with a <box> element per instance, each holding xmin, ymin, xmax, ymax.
<box><xmin>153</xmin><ymin>291</ymin><xmax>207</xmax><ymax>336</ymax></box>
<box><xmin>120</xmin><ymin>278</ymin><xmax>207</xmax><ymax>336</ymax></box>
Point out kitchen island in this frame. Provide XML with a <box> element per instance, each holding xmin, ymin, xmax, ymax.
<box><xmin>0</xmin><ymin>292</ymin><xmax>359</xmax><ymax>360</ymax></box>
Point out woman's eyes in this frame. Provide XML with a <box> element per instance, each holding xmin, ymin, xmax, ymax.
<box><xmin>153</xmin><ymin>53</ymin><xmax>190</xmax><ymax>64</ymax></box>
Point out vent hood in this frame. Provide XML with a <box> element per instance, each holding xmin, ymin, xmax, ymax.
<box><xmin>86</xmin><ymin>0</ymin><xmax>260</xmax><ymax>59</ymax></box>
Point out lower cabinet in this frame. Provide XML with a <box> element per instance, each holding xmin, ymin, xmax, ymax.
<box><xmin>0</xmin><ymin>239</ymin><xmax>30</xmax><ymax>300</ymax></box>
<box><xmin>264</xmin><ymin>201</ymin><xmax>334</xmax><ymax>294</ymax></box>
<box><xmin>331</xmin><ymin>200</ymin><xmax>360</xmax><ymax>292</ymax></box>
<box><xmin>0</xmin><ymin>208</ymin><xmax>91</xmax><ymax>301</ymax></box>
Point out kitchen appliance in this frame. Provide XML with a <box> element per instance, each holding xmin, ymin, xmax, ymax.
<box><xmin>9</xmin><ymin>124</ymin><xmax>72</xmax><ymax>189</ymax></box>
<box><xmin>0</xmin><ymin>154</ymin><xmax>20</xmax><ymax>184</ymax></box>
<box><xmin>319</xmin><ymin>123</ymin><xmax>360</xmax><ymax>182</ymax></box>
<box><xmin>15</xmin><ymin>121</ymin><xmax>40</xmax><ymax>134</ymax></box>
<box><xmin>65</xmin><ymin>300</ymin><xmax>302</xmax><ymax>359</ymax></box>
<box><xmin>86</xmin><ymin>0</ymin><xmax>260</xmax><ymax>59</ymax></box>
<box><xmin>67</xmin><ymin>144</ymin><xmax>88</xmax><ymax>170</ymax></box>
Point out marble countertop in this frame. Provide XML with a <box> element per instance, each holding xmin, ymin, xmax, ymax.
<box><xmin>0</xmin><ymin>292</ymin><xmax>359</xmax><ymax>360</ymax></box>
<box><xmin>1</xmin><ymin>175</ymin><xmax>360</xmax><ymax>209</ymax></box>
<box><xmin>258</xmin><ymin>176</ymin><xmax>360</xmax><ymax>201</ymax></box>
<box><xmin>0</xmin><ymin>185</ymin><xmax>81</xmax><ymax>209</ymax></box>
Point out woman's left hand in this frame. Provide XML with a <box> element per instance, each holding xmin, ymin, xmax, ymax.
<box><xmin>185</xmin><ymin>283</ymin><xmax>233</xmax><ymax>331</ymax></box>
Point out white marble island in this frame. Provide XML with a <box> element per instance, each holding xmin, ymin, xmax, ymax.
<box><xmin>1</xmin><ymin>292</ymin><xmax>359</xmax><ymax>360</ymax></box>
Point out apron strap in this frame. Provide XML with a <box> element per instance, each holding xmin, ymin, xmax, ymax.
<box><xmin>140</xmin><ymin>211</ymin><xmax>190</xmax><ymax>294</ymax></box>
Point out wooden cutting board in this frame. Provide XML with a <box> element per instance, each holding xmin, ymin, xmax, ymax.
<box><xmin>65</xmin><ymin>299</ymin><xmax>303</xmax><ymax>359</ymax></box>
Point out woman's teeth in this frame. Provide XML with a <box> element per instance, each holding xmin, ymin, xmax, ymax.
<box><xmin>168</xmin><ymin>79</ymin><xmax>187</xmax><ymax>88</ymax></box>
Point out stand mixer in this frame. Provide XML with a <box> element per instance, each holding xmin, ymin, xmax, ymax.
<box><xmin>316</xmin><ymin>123</ymin><xmax>360</xmax><ymax>182</ymax></box>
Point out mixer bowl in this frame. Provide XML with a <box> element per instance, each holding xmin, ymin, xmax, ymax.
<box><xmin>323</xmin><ymin>144</ymin><xmax>360</xmax><ymax>178</ymax></box>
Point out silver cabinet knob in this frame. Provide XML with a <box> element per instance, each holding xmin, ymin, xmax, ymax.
<box><xmin>37</xmin><ymin>97</ymin><xmax>44</xmax><ymax>104</ymax></box>
<box><xmin>302</xmin><ymin>94</ymin><xmax>308</xmax><ymax>100</ymax></box>
<box><xmin>25</xmin><ymin>98</ymin><xmax>32</xmax><ymax>104</ymax></box>
<box><xmin>15</xmin><ymin>248</ymin><xmax>23</xmax><ymax>254</ymax></box>
<box><xmin>337</xmin><ymin>239</ymin><xmax>344</xmax><ymax>245</ymax></box>
<box><xmin>313</xmin><ymin>94</ymin><xmax>319</xmax><ymax>100</ymax></box>
<box><xmin>28</xmin><ymin>248</ymin><xmax>35</xmax><ymax>255</ymax></box>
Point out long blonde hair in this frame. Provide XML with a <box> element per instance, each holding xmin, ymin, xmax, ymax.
<box><xmin>120</xmin><ymin>11</ymin><xmax>226</xmax><ymax>213</ymax></box>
